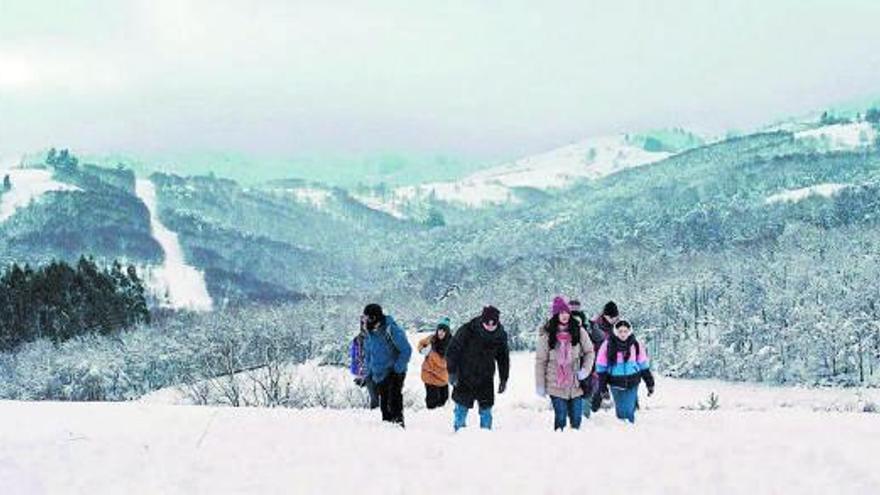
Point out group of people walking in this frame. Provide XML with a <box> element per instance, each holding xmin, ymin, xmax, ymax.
<box><xmin>349</xmin><ymin>297</ymin><xmax>654</xmax><ymax>431</ymax></box>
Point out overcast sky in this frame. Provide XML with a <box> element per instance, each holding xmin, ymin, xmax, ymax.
<box><xmin>2</xmin><ymin>0</ymin><xmax>880</xmax><ymax>164</ymax></box>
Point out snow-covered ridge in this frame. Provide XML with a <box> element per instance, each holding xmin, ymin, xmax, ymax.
<box><xmin>388</xmin><ymin>134</ymin><xmax>673</xmax><ymax>208</ymax></box>
<box><xmin>0</xmin><ymin>167</ymin><xmax>81</xmax><ymax>222</ymax></box>
<box><xmin>135</xmin><ymin>179</ymin><xmax>213</xmax><ymax>311</ymax></box>
<box><xmin>765</xmin><ymin>183</ymin><xmax>848</xmax><ymax>205</ymax></box>
<box><xmin>795</xmin><ymin>122</ymin><xmax>877</xmax><ymax>151</ymax></box>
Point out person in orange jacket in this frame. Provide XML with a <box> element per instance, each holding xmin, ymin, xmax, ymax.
<box><xmin>418</xmin><ymin>317</ymin><xmax>451</xmax><ymax>409</ymax></box>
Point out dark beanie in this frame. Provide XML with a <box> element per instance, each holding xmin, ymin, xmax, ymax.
<box><xmin>363</xmin><ymin>303</ymin><xmax>384</xmax><ymax>322</ymax></box>
<box><xmin>603</xmin><ymin>301</ymin><xmax>619</xmax><ymax>318</ymax></box>
<box><xmin>481</xmin><ymin>305</ymin><xmax>500</xmax><ymax>323</ymax></box>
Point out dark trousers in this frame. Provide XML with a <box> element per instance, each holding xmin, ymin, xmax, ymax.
<box><xmin>424</xmin><ymin>383</ymin><xmax>449</xmax><ymax>409</ymax></box>
<box><xmin>365</xmin><ymin>377</ymin><xmax>380</xmax><ymax>409</ymax></box>
<box><xmin>376</xmin><ymin>372</ymin><xmax>405</xmax><ymax>427</ymax></box>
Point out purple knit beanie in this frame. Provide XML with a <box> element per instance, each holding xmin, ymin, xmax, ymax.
<box><xmin>551</xmin><ymin>296</ymin><xmax>571</xmax><ymax>317</ymax></box>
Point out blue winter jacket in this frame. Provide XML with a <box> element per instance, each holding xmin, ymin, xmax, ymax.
<box><xmin>364</xmin><ymin>315</ymin><xmax>412</xmax><ymax>384</ymax></box>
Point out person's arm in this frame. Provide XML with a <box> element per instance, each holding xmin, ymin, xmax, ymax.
<box><xmin>534</xmin><ymin>327</ymin><xmax>549</xmax><ymax>396</ymax></box>
<box><xmin>495</xmin><ymin>330</ymin><xmax>510</xmax><ymax>386</ymax></box>
<box><xmin>391</xmin><ymin>322</ymin><xmax>412</xmax><ymax>374</ymax></box>
<box><xmin>417</xmin><ymin>336</ymin><xmax>431</xmax><ymax>356</ymax></box>
<box><xmin>349</xmin><ymin>339</ymin><xmax>358</xmax><ymax>376</ymax></box>
<box><xmin>363</xmin><ymin>335</ymin><xmax>372</xmax><ymax>380</ymax></box>
<box><xmin>591</xmin><ymin>339</ymin><xmax>609</xmax><ymax>411</ymax></box>
<box><xmin>637</xmin><ymin>339</ymin><xmax>655</xmax><ymax>394</ymax></box>
<box><xmin>445</xmin><ymin>323</ymin><xmax>468</xmax><ymax>379</ymax></box>
<box><xmin>578</xmin><ymin>328</ymin><xmax>595</xmax><ymax>379</ymax></box>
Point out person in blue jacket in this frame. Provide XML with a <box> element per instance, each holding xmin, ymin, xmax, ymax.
<box><xmin>362</xmin><ymin>303</ymin><xmax>412</xmax><ymax>427</ymax></box>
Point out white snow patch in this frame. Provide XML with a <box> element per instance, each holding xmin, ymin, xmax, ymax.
<box><xmin>351</xmin><ymin>193</ymin><xmax>409</xmax><ymax>219</ymax></box>
<box><xmin>3</xmin><ymin>349</ymin><xmax>880</xmax><ymax>494</ymax></box>
<box><xmin>384</xmin><ymin>135</ymin><xmax>671</xmax><ymax>208</ymax></box>
<box><xmin>0</xmin><ymin>168</ymin><xmax>80</xmax><ymax>222</ymax></box>
<box><xmin>795</xmin><ymin>122</ymin><xmax>877</xmax><ymax>151</ymax></box>
<box><xmin>135</xmin><ymin>179</ymin><xmax>213</xmax><ymax>311</ymax></box>
<box><xmin>765</xmin><ymin>183</ymin><xmax>848</xmax><ymax>204</ymax></box>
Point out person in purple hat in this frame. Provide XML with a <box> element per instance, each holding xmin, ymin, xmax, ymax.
<box><xmin>445</xmin><ymin>305</ymin><xmax>510</xmax><ymax>431</ymax></box>
<box><xmin>535</xmin><ymin>296</ymin><xmax>595</xmax><ymax>430</ymax></box>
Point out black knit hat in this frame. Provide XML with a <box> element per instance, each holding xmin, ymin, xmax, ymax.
<box><xmin>481</xmin><ymin>305</ymin><xmax>500</xmax><ymax>324</ymax></box>
<box><xmin>363</xmin><ymin>304</ymin><xmax>384</xmax><ymax>325</ymax></box>
<box><xmin>603</xmin><ymin>301</ymin><xmax>619</xmax><ymax>318</ymax></box>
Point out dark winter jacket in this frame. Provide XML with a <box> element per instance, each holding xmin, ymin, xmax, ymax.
<box><xmin>364</xmin><ymin>315</ymin><xmax>412</xmax><ymax>384</ymax></box>
<box><xmin>588</xmin><ymin>314</ymin><xmax>614</xmax><ymax>348</ymax></box>
<box><xmin>446</xmin><ymin>317</ymin><xmax>510</xmax><ymax>408</ymax></box>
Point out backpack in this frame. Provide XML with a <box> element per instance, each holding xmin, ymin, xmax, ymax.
<box><xmin>378</xmin><ymin>322</ymin><xmax>401</xmax><ymax>359</ymax></box>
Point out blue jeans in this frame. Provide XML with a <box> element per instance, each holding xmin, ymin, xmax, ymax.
<box><xmin>610</xmin><ymin>386</ymin><xmax>638</xmax><ymax>423</ymax></box>
<box><xmin>454</xmin><ymin>402</ymin><xmax>492</xmax><ymax>431</ymax></box>
<box><xmin>550</xmin><ymin>396</ymin><xmax>584</xmax><ymax>430</ymax></box>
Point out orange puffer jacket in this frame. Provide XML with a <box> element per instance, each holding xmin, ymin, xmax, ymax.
<box><xmin>418</xmin><ymin>336</ymin><xmax>449</xmax><ymax>386</ymax></box>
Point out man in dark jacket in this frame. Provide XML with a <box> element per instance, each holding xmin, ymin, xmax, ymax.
<box><xmin>362</xmin><ymin>303</ymin><xmax>412</xmax><ymax>427</ymax></box>
<box><xmin>446</xmin><ymin>305</ymin><xmax>510</xmax><ymax>431</ymax></box>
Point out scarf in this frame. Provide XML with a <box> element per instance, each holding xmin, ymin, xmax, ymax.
<box><xmin>555</xmin><ymin>330</ymin><xmax>575</xmax><ymax>389</ymax></box>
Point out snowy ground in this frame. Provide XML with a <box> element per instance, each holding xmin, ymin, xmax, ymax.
<box><xmin>2</xmin><ymin>345</ymin><xmax>879</xmax><ymax>494</ymax></box>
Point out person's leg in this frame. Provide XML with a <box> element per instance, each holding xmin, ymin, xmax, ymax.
<box><xmin>389</xmin><ymin>373</ymin><xmax>405</xmax><ymax>427</ymax></box>
<box><xmin>623</xmin><ymin>387</ymin><xmax>638</xmax><ymax>423</ymax></box>
<box><xmin>478</xmin><ymin>406</ymin><xmax>493</xmax><ymax>430</ymax></box>
<box><xmin>453</xmin><ymin>401</ymin><xmax>469</xmax><ymax>431</ymax></box>
<box><xmin>611</xmin><ymin>387</ymin><xmax>637</xmax><ymax>423</ymax></box>
<box><xmin>425</xmin><ymin>384</ymin><xmax>437</xmax><ymax>409</ymax></box>
<box><xmin>438</xmin><ymin>384</ymin><xmax>449</xmax><ymax>407</ymax></box>
<box><xmin>582</xmin><ymin>393</ymin><xmax>592</xmax><ymax>419</ymax></box>
<box><xmin>550</xmin><ymin>396</ymin><xmax>567</xmax><ymax>431</ymax></box>
<box><xmin>570</xmin><ymin>397</ymin><xmax>584</xmax><ymax>429</ymax></box>
<box><xmin>376</xmin><ymin>376</ymin><xmax>391</xmax><ymax>421</ymax></box>
<box><xmin>366</xmin><ymin>377</ymin><xmax>380</xmax><ymax>410</ymax></box>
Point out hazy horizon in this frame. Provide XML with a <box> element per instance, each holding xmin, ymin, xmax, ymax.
<box><xmin>3</xmin><ymin>0</ymin><xmax>880</xmax><ymax>183</ymax></box>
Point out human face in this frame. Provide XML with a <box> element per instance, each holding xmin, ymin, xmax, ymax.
<box><xmin>604</xmin><ymin>314</ymin><xmax>619</xmax><ymax>325</ymax></box>
<box><xmin>437</xmin><ymin>328</ymin><xmax>447</xmax><ymax>339</ymax></box>
<box><xmin>613</xmin><ymin>324</ymin><xmax>632</xmax><ymax>340</ymax></box>
<box><xmin>481</xmin><ymin>319</ymin><xmax>498</xmax><ymax>332</ymax></box>
<box><xmin>558</xmin><ymin>311</ymin><xmax>570</xmax><ymax>325</ymax></box>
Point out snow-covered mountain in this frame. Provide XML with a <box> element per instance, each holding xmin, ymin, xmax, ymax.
<box><xmin>359</xmin><ymin>132</ymin><xmax>698</xmax><ymax>211</ymax></box>
<box><xmin>0</xmin><ymin>167</ymin><xmax>81</xmax><ymax>222</ymax></box>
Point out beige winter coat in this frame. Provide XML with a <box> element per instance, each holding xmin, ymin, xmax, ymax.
<box><xmin>535</xmin><ymin>324</ymin><xmax>595</xmax><ymax>400</ymax></box>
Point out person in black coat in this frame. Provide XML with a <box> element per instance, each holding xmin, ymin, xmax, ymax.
<box><xmin>446</xmin><ymin>305</ymin><xmax>510</xmax><ymax>431</ymax></box>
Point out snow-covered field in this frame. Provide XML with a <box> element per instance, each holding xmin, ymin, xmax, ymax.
<box><xmin>134</xmin><ymin>179</ymin><xmax>213</xmax><ymax>311</ymax></box>
<box><xmin>2</xmin><ymin>348</ymin><xmax>878</xmax><ymax>494</ymax></box>
<box><xmin>0</xmin><ymin>167</ymin><xmax>80</xmax><ymax>222</ymax></box>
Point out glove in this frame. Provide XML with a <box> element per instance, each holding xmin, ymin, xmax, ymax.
<box><xmin>578</xmin><ymin>379</ymin><xmax>591</xmax><ymax>395</ymax></box>
<box><xmin>419</xmin><ymin>346</ymin><xmax>430</xmax><ymax>356</ymax></box>
<box><xmin>576</xmin><ymin>368</ymin><xmax>589</xmax><ymax>381</ymax></box>
<box><xmin>591</xmin><ymin>392</ymin><xmax>603</xmax><ymax>412</ymax></box>
<box><xmin>498</xmin><ymin>380</ymin><xmax>507</xmax><ymax>394</ymax></box>
<box><xmin>647</xmin><ymin>385</ymin><xmax>655</xmax><ymax>397</ymax></box>
<box><xmin>448</xmin><ymin>373</ymin><xmax>458</xmax><ymax>387</ymax></box>
<box><xmin>536</xmin><ymin>386</ymin><xmax>546</xmax><ymax>398</ymax></box>
<box><xmin>353</xmin><ymin>377</ymin><xmax>365</xmax><ymax>387</ymax></box>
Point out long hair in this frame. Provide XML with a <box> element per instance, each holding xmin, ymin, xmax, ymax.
<box><xmin>544</xmin><ymin>314</ymin><xmax>580</xmax><ymax>349</ymax></box>
<box><xmin>431</xmin><ymin>327</ymin><xmax>450</xmax><ymax>356</ymax></box>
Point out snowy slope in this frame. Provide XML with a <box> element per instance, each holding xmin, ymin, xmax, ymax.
<box><xmin>1</xmin><ymin>348</ymin><xmax>869</xmax><ymax>494</ymax></box>
<box><xmin>765</xmin><ymin>183</ymin><xmax>849</xmax><ymax>204</ymax></box>
<box><xmin>134</xmin><ymin>179</ymin><xmax>213</xmax><ymax>311</ymax></box>
<box><xmin>383</xmin><ymin>135</ymin><xmax>672</xmax><ymax>208</ymax></box>
<box><xmin>0</xmin><ymin>167</ymin><xmax>81</xmax><ymax>222</ymax></box>
<box><xmin>795</xmin><ymin>122</ymin><xmax>877</xmax><ymax>151</ymax></box>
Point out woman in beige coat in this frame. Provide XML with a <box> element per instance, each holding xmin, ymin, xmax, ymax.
<box><xmin>535</xmin><ymin>296</ymin><xmax>595</xmax><ymax>430</ymax></box>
